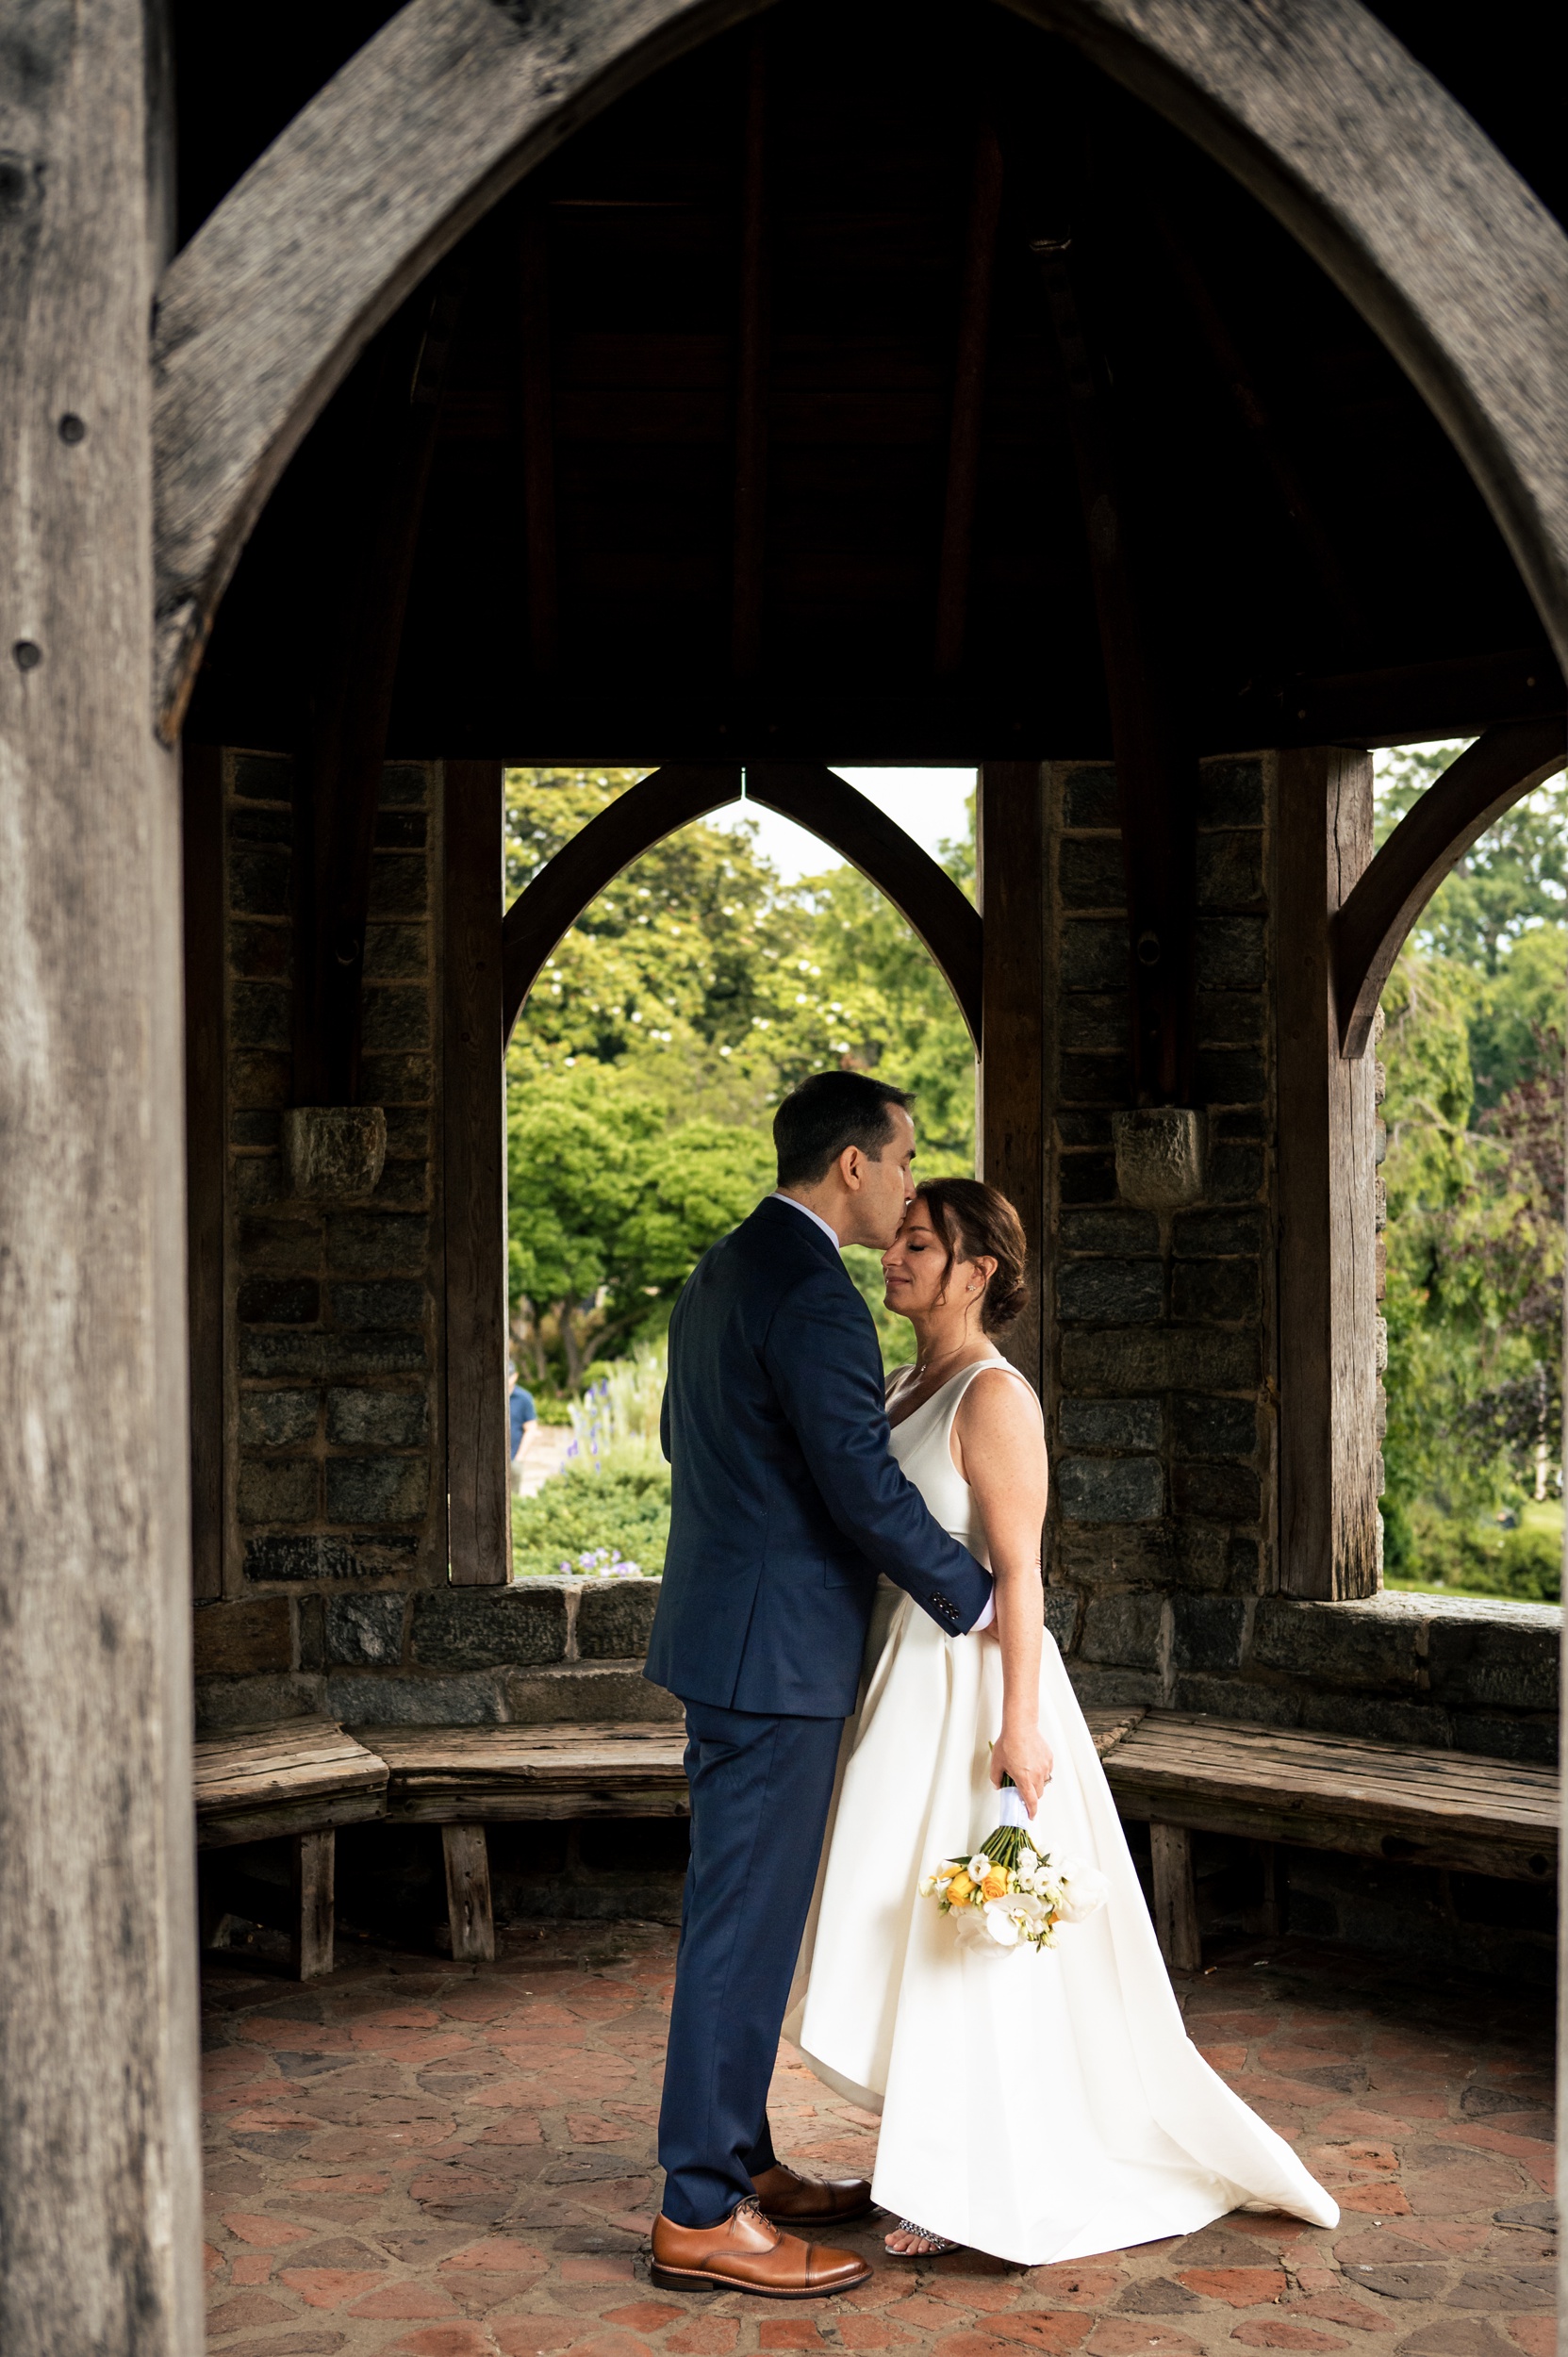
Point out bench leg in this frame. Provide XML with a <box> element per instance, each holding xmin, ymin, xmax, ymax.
<box><xmin>1260</xmin><ymin>1841</ymin><xmax>1284</xmax><ymax>1937</ymax></box>
<box><xmin>292</xmin><ymin>1830</ymin><xmax>335</xmax><ymax>1981</ymax></box>
<box><xmin>442</xmin><ymin>1825</ymin><xmax>496</xmax><ymax>1964</ymax></box>
<box><xmin>1149</xmin><ymin>1821</ymin><xmax>1201</xmax><ymax>1972</ymax></box>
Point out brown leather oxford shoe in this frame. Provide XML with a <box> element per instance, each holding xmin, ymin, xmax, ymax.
<box><xmin>751</xmin><ymin>2161</ymin><xmax>874</xmax><ymax>2227</ymax></box>
<box><xmin>650</xmin><ymin>2197</ymin><xmax>872</xmax><ymax>2298</ymax></box>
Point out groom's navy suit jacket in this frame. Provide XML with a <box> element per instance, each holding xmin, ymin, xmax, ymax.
<box><xmin>644</xmin><ymin>1195</ymin><xmax>994</xmax><ymax>1718</ymax></box>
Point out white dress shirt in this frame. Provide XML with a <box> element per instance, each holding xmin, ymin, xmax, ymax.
<box><xmin>768</xmin><ymin>1191</ymin><xmax>995</xmax><ymax>1631</ymax></box>
<box><xmin>770</xmin><ymin>1189</ymin><xmax>842</xmax><ymax>1248</ymax></box>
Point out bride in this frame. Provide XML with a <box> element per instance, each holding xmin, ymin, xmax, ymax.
<box><xmin>784</xmin><ymin>1177</ymin><xmax>1337</xmax><ymax>2266</ymax></box>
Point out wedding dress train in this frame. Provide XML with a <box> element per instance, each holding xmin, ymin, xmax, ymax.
<box><xmin>784</xmin><ymin>1359</ymin><xmax>1338</xmax><ymax>2266</ymax></box>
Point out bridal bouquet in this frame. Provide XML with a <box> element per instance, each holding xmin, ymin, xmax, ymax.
<box><xmin>919</xmin><ymin>1784</ymin><xmax>1108</xmax><ymax>1953</ymax></box>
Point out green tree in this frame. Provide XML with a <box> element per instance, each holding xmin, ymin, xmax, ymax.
<box><xmin>1376</xmin><ymin>741</ymin><xmax>1568</xmax><ymax>973</ymax></box>
<box><xmin>505</xmin><ymin>767</ymin><xmax>891</xmax><ymax>1111</ymax></box>
<box><xmin>506</xmin><ymin>1062</ymin><xmax>774</xmax><ymax>1387</ymax></box>
<box><xmin>1378</xmin><ymin>944</ymin><xmax>1561</xmax><ymax>1568</ymax></box>
<box><xmin>504</xmin><ymin>769</ymin><xmax>979</xmax><ymax>1389</ymax></box>
<box><xmin>1467</xmin><ymin>925</ymin><xmax>1566</xmax><ymax>1112</ymax></box>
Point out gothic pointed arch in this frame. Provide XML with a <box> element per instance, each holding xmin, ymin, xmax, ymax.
<box><xmin>501</xmin><ymin>764</ymin><xmax>983</xmax><ymax>1046</ymax></box>
<box><xmin>152</xmin><ymin>0</ymin><xmax>1568</xmax><ymax>740</ymax></box>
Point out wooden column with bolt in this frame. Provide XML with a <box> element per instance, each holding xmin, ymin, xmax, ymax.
<box><xmin>977</xmin><ymin>764</ymin><xmax>1046</xmax><ymax>1393</ymax></box>
<box><xmin>442</xmin><ymin>1826</ymin><xmax>498</xmax><ymax>1962</ymax></box>
<box><xmin>1276</xmin><ymin>748</ymin><xmax>1381</xmax><ymax>1599</ymax></box>
<box><xmin>444</xmin><ymin>760</ymin><xmax>511</xmax><ymax>1584</ymax></box>
<box><xmin>0</xmin><ymin>0</ymin><xmax>203</xmax><ymax>2345</ymax></box>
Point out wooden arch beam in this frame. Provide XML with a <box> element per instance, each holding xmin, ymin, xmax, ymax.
<box><xmin>500</xmin><ymin>764</ymin><xmax>983</xmax><ymax>1047</ymax></box>
<box><xmin>746</xmin><ymin>765</ymin><xmax>983</xmax><ymax>1048</ymax></box>
<box><xmin>152</xmin><ymin>0</ymin><xmax>1568</xmax><ymax>740</ymax></box>
<box><xmin>1333</xmin><ymin>717</ymin><xmax>1567</xmax><ymax>1060</ymax></box>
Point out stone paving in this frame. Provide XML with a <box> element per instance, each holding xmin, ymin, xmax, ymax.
<box><xmin>201</xmin><ymin>1923</ymin><xmax>1555</xmax><ymax>2357</ymax></box>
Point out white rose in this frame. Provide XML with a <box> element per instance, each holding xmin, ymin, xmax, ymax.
<box><xmin>1056</xmin><ymin>1866</ymin><xmax>1110</xmax><ymax>1922</ymax></box>
<box><xmin>968</xmin><ymin>1854</ymin><xmax>989</xmax><ymax>1881</ymax></box>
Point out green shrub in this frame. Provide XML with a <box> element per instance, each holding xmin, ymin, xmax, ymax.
<box><xmin>1385</xmin><ymin>1501</ymin><xmax>1560</xmax><ymax>1602</ymax></box>
<box><xmin>511</xmin><ymin>1455</ymin><xmax>671</xmax><ymax>1580</ymax></box>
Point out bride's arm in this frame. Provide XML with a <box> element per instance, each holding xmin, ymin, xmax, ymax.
<box><xmin>953</xmin><ymin>1373</ymin><xmax>1053</xmax><ymax>1812</ymax></box>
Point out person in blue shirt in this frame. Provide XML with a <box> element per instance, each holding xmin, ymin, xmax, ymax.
<box><xmin>507</xmin><ymin>1364</ymin><xmax>536</xmax><ymax>1492</ymax></box>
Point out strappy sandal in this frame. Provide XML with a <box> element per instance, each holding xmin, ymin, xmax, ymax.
<box><xmin>884</xmin><ymin>2217</ymin><xmax>960</xmax><ymax>2257</ymax></box>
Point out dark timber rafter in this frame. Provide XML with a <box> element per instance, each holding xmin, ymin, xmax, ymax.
<box><xmin>732</xmin><ymin>25</ymin><xmax>768</xmax><ymax>679</ymax></box>
<box><xmin>1150</xmin><ymin>211</ymin><xmax>1367</xmax><ymax>649</ymax></box>
<box><xmin>501</xmin><ymin>764</ymin><xmax>982</xmax><ymax>1045</ymax></box>
<box><xmin>294</xmin><ymin>274</ymin><xmax>462</xmax><ymax>1106</ymax></box>
<box><xmin>934</xmin><ymin>125</ymin><xmax>1004</xmax><ymax>679</ymax></box>
<box><xmin>148</xmin><ymin>0</ymin><xmax>1568</xmax><ymax>744</ymax></box>
<box><xmin>1032</xmin><ymin>232</ymin><xmax>1197</xmax><ymax>1106</ymax></box>
<box><xmin>517</xmin><ymin>199</ymin><xmax>559</xmax><ymax>677</ymax></box>
<box><xmin>1333</xmin><ymin>717</ymin><xmax>1568</xmax><ymax>1059</ymax></box>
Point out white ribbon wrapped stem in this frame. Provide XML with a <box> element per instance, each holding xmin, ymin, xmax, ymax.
<box><xmin>996</xmin><ymin>1783</ymin><xmax>1032</xmax><ymax>1829</ymax></box>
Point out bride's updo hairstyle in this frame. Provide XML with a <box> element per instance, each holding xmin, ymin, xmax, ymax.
<box><xmin>916</xmin><ymin>1178</ymin><xmax>1030</xmax><ymax>1336</ymax></box>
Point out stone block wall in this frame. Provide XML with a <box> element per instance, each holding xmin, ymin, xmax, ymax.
<box><xmin>222</xmin><ymin>750</ymin><xmax>445</xmax><ymax>1591</ymax></box>
<box><xmin>1045</xmin><ymin>755</ymin><xmax>1274</xmax><ymax>1672</ymax></box>
<box><xmin>193</xmin><ymin>1575</ymin><xmax>680</xmax><ymax>1731</ymax></box>
<box><xmin>1039</xmin><ymin>754</ymin><xmax>1559</xmax><ymax>1765</ymax></box>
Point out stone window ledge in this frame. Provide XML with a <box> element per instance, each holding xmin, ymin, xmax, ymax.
<box><xmin>1306</xmin><ymin>1591</ymin><xmax>1560</xmax><ymax>1630</ymax></box>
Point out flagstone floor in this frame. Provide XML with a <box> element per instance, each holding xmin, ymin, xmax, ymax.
<box><xmin>201</xmin><ymin>1920</ymin><xmax>1554</xmax><ymax>2357</ymax></box>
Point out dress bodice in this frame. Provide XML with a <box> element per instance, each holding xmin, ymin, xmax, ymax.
<box><xmin>885</xmin><ymin>1359</ymin><xmax>1040</xmax><ymax>1566</ymax></box>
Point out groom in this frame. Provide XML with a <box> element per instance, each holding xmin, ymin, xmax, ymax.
<box><xmin>644</xmin><ymin>1071</ymin><xmax>996</xmax><ymax>2297</ymax></box>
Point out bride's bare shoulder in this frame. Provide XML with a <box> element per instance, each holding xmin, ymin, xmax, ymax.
<box><xmin>954</xmin><ymin>1360</ymin><xmax>1045</xmax><ymax>1436</ymax></box>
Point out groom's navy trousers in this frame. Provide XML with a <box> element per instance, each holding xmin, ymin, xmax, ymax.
<box><xmin>647</xmin><ymin>1196</ymin><xmax>993</xmax><ymax>2227</ymax></box>
<box><xmin>659</xmin><ymin>1702</ymin><xmax>844</xmax><ymax>2226</ymax></box>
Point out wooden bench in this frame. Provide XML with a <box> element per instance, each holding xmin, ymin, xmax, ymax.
<box><xmin>363</xmin><ymin>1722</ymin><xmax>690</xmax><ymax>1964</ymax></box>
<box><xmin>1096</xmin><ymin>1709</ymin><xmax>1560</xmax><ymax>1970</ymax></box>
<box><xmin>197</xmin><ymin>1706</ymin><xmax>1556</xmax><ymax>1986</ymax></box>
<box><xmin>194</xmin><ymin>1718</ymin><xmax>388</xmax><ymax>1979</ymax></box>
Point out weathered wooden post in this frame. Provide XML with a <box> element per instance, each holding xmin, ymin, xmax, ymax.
<box><xmin>1</xmin><ymin>3</ymin><xmax>204</xmax><ymax>2349</ymax></box>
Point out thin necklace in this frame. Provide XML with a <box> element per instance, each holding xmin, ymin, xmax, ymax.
<box><xmin>913</xmin><ymin>1339</ymin><xmax>967</xmax><ymax>1382</ymax></box>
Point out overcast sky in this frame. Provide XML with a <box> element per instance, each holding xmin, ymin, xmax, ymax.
<box><xmin>712</xmin><ymin>767</ymin><xmax>976</xmax><ymax>882</ymax></box>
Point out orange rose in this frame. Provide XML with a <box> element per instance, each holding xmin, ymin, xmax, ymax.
<box><xmin>945</xmin><ymin>1872</ymin><xmax>974</xmax><ymax>1907</ymax></box>
<box><xmin>982</xmin><ymin>1868</ymin><xmax>1010</xmax><ymax>1901</ymax></box>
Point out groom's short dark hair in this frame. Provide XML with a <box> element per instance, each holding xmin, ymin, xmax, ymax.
<box><xmin>773</xmin><ymin>1071</ymin><xmax>913</xmax><ymax>1187</ymax></box>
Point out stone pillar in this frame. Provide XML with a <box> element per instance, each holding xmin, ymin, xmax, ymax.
<box><xmin>1044</xmin><ymin>754</ymin><xmax>1274</xmax><ymax>1692</ymax></box>
<box><xmin>0</xmin><ymin>1</ymin><xmax>203</xmax><ymax>2346</ymax></box>
<box><xmin>222</xmin><ymin>752</ymin><xmax>444</xmax><ymax>1598</ymax></box>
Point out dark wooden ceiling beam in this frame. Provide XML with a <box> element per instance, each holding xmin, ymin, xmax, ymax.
<box><xmin>1032</xmin><ymin>233</ymin><xmax>1197</xmax><ymax>1106</ymax></box>
<box><xmin>934</xmin><ymin>126</ymin><xmax>1004</xmax><ymax>680</ymax></box>
<box><xmin>294</xmin><ymin>276</ymin><xmax>462</xmax><ymax>1105</ymax></box>
<box><xmin>731</xmin><ymin>27</ymin><xmax>768</xmax><ymax>681</ymax></box>
<box><xmin>518</xmin><ymin>201</ymin><xmax>559</xmax><ymax>677</ymax></box>
<box><xmin>1332</xmin><ymin>716</ymin><xmax>1567</xmax><ymax>1059</ymax></box>
<box><xmin>1151</xmin><ymin>211</ymin><xmax>1367</xmax><ymax>648</ymax></box>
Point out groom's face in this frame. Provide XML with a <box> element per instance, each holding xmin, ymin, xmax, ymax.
<box><xmin>848</xmin><ymin>1103</ymin><xmax>917</xmax><ymax>1249</ymax></box>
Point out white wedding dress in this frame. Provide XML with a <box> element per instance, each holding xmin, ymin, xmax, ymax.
<box><xmin>784</xmin><ymin>1358</ymin><xmax>1338</xmax><ymax>2266</ymax></box>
